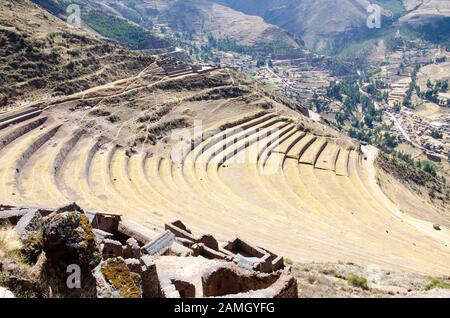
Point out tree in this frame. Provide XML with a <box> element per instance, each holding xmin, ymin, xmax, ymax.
<box><xmin>335</xmin><ymin>112</ymin><xmax>346</xmax><ymax>125</ymax></box>
<box><xmin>256</xmin><ymin>58</ymin><xmax>265</xmax><ymax>68</ymax></box>
<box><xmin>364</xmin><ymin>114</ymin><xmax>374</xmax><ymax>128</ymax></box>
<box><xmin>422</xmin><ymin>161</ymin><xmax>437</xmax><ymax>177</ymax></box>
<box><xmin>431</xmin><ymin>130</ymin><xmax>443</xmax><ymax>139</ymax></box>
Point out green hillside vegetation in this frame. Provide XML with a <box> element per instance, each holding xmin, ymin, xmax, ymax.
<box><xmin>413</xmin><ymin>18</ymin><xmax>450</xmax><ymax>50</ymax></box>
<box><xmin>206</xmin><ymin>34</ymin><xmax>303</xmax><ymax>60</ymax></box>
<box><xmin>373</xmin><ymin>0</ymin><xmax>406</xmax><ymax>18</ymax></box>
<box><xmin>32</xmin><ymin>1</ymin><xmax>167</xmax><ymax>50</ymax></box>
<box><xmin>107</xmin><ymin>1</ymin><xmax>153</xmax><ymax>28</ymax></box>
<box><xmin>82</xmin><ymin>11</ymin><xmax>158</xmax><ymax>50</ymax></box>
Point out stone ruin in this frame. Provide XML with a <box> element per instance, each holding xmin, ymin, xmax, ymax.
<box><xmin>0</xmin><ymin>203</ymin><xmax>297</xmax><ymax>298</ymax></box>
<box><xmin>157</xmin><ymin>55</ymin><xmax>221</xmax><ymax>78</ymax></box>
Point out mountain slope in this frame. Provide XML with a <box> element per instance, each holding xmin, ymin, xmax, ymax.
<box><xmin>401</xmin><ymin>0</ymin><xmax>450</xmax><ymax>25</ymax></box>
<box><xmin>215</xmin><ymin>0</ymin><xmax>374</xmax><ymax>52</ymax></box>
<box><xmin>32</xmin><ymin>0</ymin><xmax>170</xmax><ymax>50</ymax></box>
<box><xmin>0</xmin><ymin>0</ymin><xmax>154</xmax><ymax>109</ymax></box>
<box><xmin>92</xmin><ymin>0</ymin><xmax>302</xmax><ymax>56</ymax></box>
<box><xmin>216</xmin><ymin>0</ymin><xmax>450</xmax><ymax>52</ymax></box>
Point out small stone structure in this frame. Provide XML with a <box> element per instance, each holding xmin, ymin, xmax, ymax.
<box><xmin>166</xmin><ymin>221</ymin><xmax>285</xmax><ymax>273</ymax></box>
<box><xmin>157</xmin><ymin>56</ymin><xmax>221</xmax><ymax>77</ymax></box>
<box><xmin>202</xmin><ymin>263</ymin><xmax>297</xmax><ymax>298</ymax></box>
<box><xmin>223</xmin><ymin>237</ymin><xmax>285</xmax><ymax>273</ymax></box>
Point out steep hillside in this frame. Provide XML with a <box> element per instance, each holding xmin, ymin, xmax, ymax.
<box><xmin>0</xmin><ymin>0</ymin><xmax>154</xmax><ymax>109</ymax></box>
<box><xmin>32</xmin><ymin>0</ymin><xmax>301</xmax><ymax>57</ymax></box>
<box><xmin>401</xmin><ymin>0</ymin><xmax>450</xmax><ymax>25</ymax></box>
<box><xmin>215</xmin><ymin>0</ymin><xmax>376</xmax><ymax>52</ymax></box>
<box><xmin>216</xmin><ymin>0</ymin><xmax>450</xmax><ymax>53</ymax></box>
<box><xmin>93</xmin><ymin>0</ymin><xmax>302</xmax><ymax>57</ymax></box>
<box><xmin>32</xmin><ymin>0</ymin><xmax>170</xmax><ymax>50</ymax></box>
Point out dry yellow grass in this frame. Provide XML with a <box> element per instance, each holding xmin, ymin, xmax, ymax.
<box><xmin>0</xmin><ymin>226</ymin><xmax>22</xmax><ymax>253</ymax></box>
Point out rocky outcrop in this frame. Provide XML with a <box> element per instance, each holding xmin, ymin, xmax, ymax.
<box><xmin>93</xmin><ymin>257</ymin><xmax>142</xmax><ymax>298</ymax></box>
<box><xmin>40</xmin><ymin>210</ymin><xmax>101</xmax><ymax>297</ymax></box>
<box><xmin>43</xmin><ymin>211</ymin><xmax>101</xmax><ymax>269</ymax></box>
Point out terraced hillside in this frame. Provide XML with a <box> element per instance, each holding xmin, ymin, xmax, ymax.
<box><xmin>0</xmin><ymin>0</ymin><xmax>154</xmax><ymax>109</ymax></box>
<box><xmin>0</xmin><ymin>60</ymin><xmax>449</xmax><ymax>277</ymax></box>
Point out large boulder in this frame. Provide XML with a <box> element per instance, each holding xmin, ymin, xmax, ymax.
<box><xmin>40</xmin><ymin>211</ymin><xmax>101</xmax><ymax>297</ymax></box>
<box><xmin>92</xmin><ymin>257</ymin><xmax>142</xmax><ymax>298</ymax></box>
<box><xmin>43</xmin><ymin>211</ymin><xmax>100</xmax><ymax>268</ymax></box>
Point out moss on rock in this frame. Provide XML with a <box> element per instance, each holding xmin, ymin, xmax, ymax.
<box><xmin>100</xmin><ymin>258</ymin><xmax>142</xmax><ymax>298</ymax></box>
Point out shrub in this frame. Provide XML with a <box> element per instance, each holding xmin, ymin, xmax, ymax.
<box><xmin>284</xmin><ymin>258</ymin><xmax>294</xmax><ymax>265</ymax></box>
<box><xmin>347</xmin><ymin>274</ymin><xmax>369</xmax><ymax>290</ymax></box>
<box><xmin>425</xmin><ymin>277</ymin><xmax>450</xmax><ymax>291</ymax></box>
<box><xmin>107</xmin><ymin>114</ymin><xmax>120</xmax><ymax>123</ymax></box>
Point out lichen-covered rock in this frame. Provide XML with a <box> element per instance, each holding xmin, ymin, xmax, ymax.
<box><xmin>56</xmin><ymin>202</ymin><xmax>84</xmax><ymax>214</ymax></box>
<box><xmin>93</xmin><ymin>257</ymin><xmax>142</xmax><ymax>298</ymax></box>
<box><xmin>43</xmin><ymin>211</ymin><xmax>101</xmax><ymax>268</ymax></box>
<box><xmin>21</xmin><ymin>232</ymin><xmax>44</xmax><ymax>264</ymax></box>
<box><xmin>14</xmin><ymin>210</ymin><xmax>44</xmax><ymax>264</ymax></box>
<box><xmin>39</xmin><ymin>211</ymin><xmax>101</xmax><ymax>297</ymax></box>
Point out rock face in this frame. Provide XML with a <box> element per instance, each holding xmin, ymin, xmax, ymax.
<box><xmin>43</xmin><ymin>211</ymin><xmax>101</xmax><ymax>268</ymax></box>
<box><xmin>41</xmin><ymin>211</ymin><xmax>101</xmax><ymax>297</ymax></box>
<box><xmin>93</xmin><ymin>257</ymin><xmax>142</xmax><ymax>298</ymax></box>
